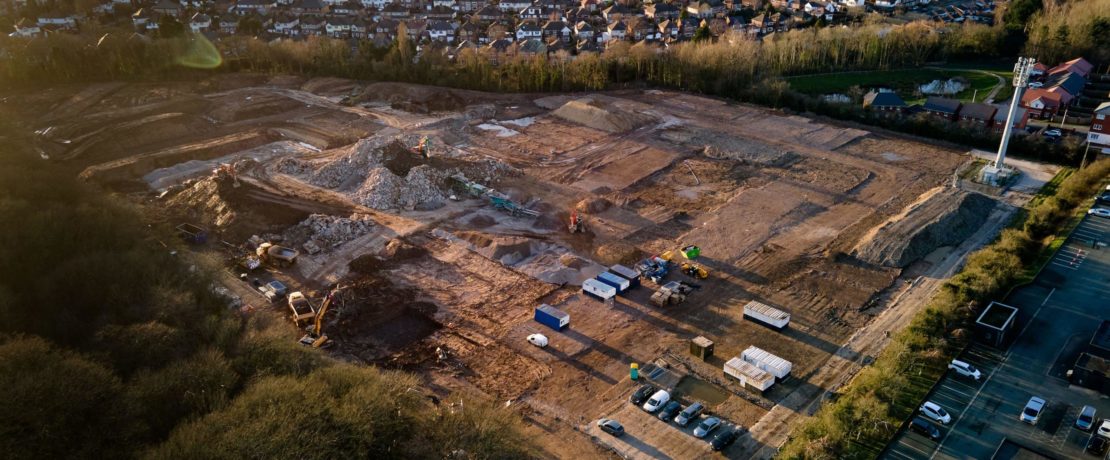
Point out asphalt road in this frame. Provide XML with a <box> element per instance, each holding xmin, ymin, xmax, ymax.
<box><xmin>883</xmin><ymin>214</ymin><xmax>1110</xmax><ymax>459</ymax></box>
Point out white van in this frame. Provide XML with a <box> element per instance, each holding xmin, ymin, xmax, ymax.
<box><xmin>642</xmin><ymin>390</ymin><xmax>670</xmax><ymax>413</ymax></box>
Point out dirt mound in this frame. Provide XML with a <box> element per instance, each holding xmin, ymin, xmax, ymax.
<box><xmin>352</xmin><ymin>165</ymin><xmax>444</xmax><ymax>211</ymax></box>
<box><xmin>357</xmin><ymin>83</ymin><xmax>469</xmax><ymax>113</ymax></box>
<box><xmin>468</xmin><ymin>214</ymin><xmax>496</xmax><ymax>228</ymax></box>
<box><xmin>551</xmin><ymin>97</ymin><xmax>655</xmax><ymax>133</ymax></box>
<box><xmin>595</xmin><ymin>241</ymin><xmax>643</xmax><ymax>266</ymax></box>
<box><xmin>576</xmin><ymin>197</ymin><xmax>612</xmax><ymax>213</ymax></box>
<box><xmin>853</xmin><ymin>188</ymin><xmax>997</xmax><ymax>268</ymax></box>
<box><xmin>300</xmin><ymin>77</ymin><xmax>359</xmax><ymax>96</ymax></box>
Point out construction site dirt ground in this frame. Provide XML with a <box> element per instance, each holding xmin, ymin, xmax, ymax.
<box><xmin>1</xmin><ymin>75</ymin><xmax>1048</xmax><ymax>458</ymax></box>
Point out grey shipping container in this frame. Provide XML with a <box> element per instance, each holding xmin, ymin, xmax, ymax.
<box><xmin>596</xmin><ymin>271</ymin><xmax>630</xmax><ymax>293</ymax></box>
<box><xmin>535</xmin><ymin>304</ymin><xmax>570</xmax><ymax>330</ymax></box>
<box><xmin>609</xmin><ymin>264</ymin><xmax>641</xmax><ymax>288</ymax></box>
<box><xmin>582</xmin><ymin>279</ymin><xmax>617</xmax><ymax>301</ymax></box>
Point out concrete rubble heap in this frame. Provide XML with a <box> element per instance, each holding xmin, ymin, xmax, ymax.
<box><xmin>287</xmin><ymin>213</ymin><xmax>376</xmax><ymax>251</ymax></box>
<box><xmin>354</xmin><ymin>165</ymin><xmax>445</xmax><ymax>211</ymax></box>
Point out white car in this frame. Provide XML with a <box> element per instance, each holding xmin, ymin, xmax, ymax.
<box><xmin>1089</xmin><ymin>208</ymin><xmax>1110</xmax><ymax>219</ymax></box>
<box><xmin>1029</xmin><ymin>81</ymin><xmax>1045</xmax><ymax>88</ymax></box>
<box><xmin>526</xmin><ymin>333</ymin><xmax>548</xmax><ymax>348</ymax></box>
<box><xmin>920</xmin><ymin>401</ymin><xmax>952</xmax><ymax>425</ymax></box>
<box><xmin>1097</xmin><ymin>420</ymin><xmax>1110</xmax><ymax>438</ymax></box>
<box><xmin>1021</xmin><ymin>396</ymin><xmax>1046</xmax><ymax>424</ymax></box>
<box><xmin>642</xmin><ymin>390</ymin><xmax>670</xmax><ymax>413</ymax></box>
<box><xmin>1043</xmin><ymin>129</ymin><xmax>1063</xmax><ymax>137</ymax></box>
<box><xmin>948</xmin><ymin>359</ymin><xmax>981</xmax><ymax>381</ymax></box>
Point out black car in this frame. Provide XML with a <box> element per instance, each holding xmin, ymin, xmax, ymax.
<box><xmin>629</xmin><ymin>384</ymin><xmax>656</xmax><ymax>405</ymax></box>
<box><xmin>658</xmin><ymin>401</ymin><xmax>682</xmax><ymax>421</ymax></box>
<box><xmin>1096</xmin><ymin>192</ymin><xmax>1110</xmax><ymax>206</ymax></box>
<box><xmin>674</xmin><ymin>402</ymin><xmax>704</xmax><ymax>426</ymax></box>
<box><xmin>910</xmin><ymin>416</ymin><xmax>941</xmax><ymax>441</ymax></box>
<box><xmin>1087</xmin><ymin>435</ymin><xmax>1109</xmax><ymax>456</ymax></box>
<box><xmin>710</xmin><ymin>426</ymin><xmax>742</xmax><ymax>451</ymax></box>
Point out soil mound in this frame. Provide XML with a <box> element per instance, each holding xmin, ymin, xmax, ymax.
<box><xmin>165</xmin><ymin>175</ymin><xmax>238</xmax><ymax>227</ymax></box>
<box><xmin>352</xmin><ymin>165</ymin><xmax>444</xmax><ymax>211</ymax></box>
<box><xmin>551</xmin><ymin>97</ymin><xmax>655</xmax><ymax>133</ymax></box>
<box><xmin>853</xmin><ymin>188</ymin><xmax>997</xmax><ymax>268</ymax></box>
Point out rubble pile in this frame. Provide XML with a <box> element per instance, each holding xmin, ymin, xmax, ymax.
<box><xmin>286</xmin><ymin>213</ymin><xmax>376</xmax><ymax>252</ymax></box>
<box><xmin>165</xmin><ymin>175</ymin><xmax>237</xmax><ymax>228</ymax></box>
<box><xmin>353</xmin><ymin>165</ymin><xmax>445</xmax><ymax>211</ymax></box>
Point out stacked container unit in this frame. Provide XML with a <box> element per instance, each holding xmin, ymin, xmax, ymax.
<box><xmin>534</xmin><ymin>304</ymin><xmax>570</xmax><ymax>330</ymax></box>
<box><xmin>582</xmin><ymin>278</ymin><xmax>617</xmax><ymax>301</ymax></box>
<box><xmin>608</xmin><ymin>264</ymin><xmax>641</xmax><ymax>288</ymax></box>
<box><xmin>743</xmin><ymin>301</ymin><xmax>791</xmax><ymax>330</ymax></box>
<box><xmin>741</xmin><ymin>346</ymin><xmax>792</xmax><ymax>380</ymax></box>
<box><xmin>595</xmin><ymin>271</ymin><xmax>630</xmax><ymax>294</ymax></box>
<box><xmin>724</xmin><ymin>357</ymin><xmax>774</xmax><ymax>391</ymax></box>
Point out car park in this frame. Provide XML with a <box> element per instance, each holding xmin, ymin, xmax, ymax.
<box><xmin>920</xmin><ymin>401</ymin><xmax>952</xmax><ymax>425</ymax></box>
<box><xmin>1087</xmin><ymin>435</ymin><xmax>1109</xmax><ymax>456</ymax></box>
<box><xmin>597</xmin><ymin>419</ymin><xmax>624</xmax><ymax>437</ymax></box>
<box><xmin>657</xmin><ymin>401</ymin><xmax>682</xmax><ymax>421</ymax></box>
<box><xmin>1021</xmin><ymin>396</ymin><xmax>1046</xmax><ymax>424</ymax></box>
<box><xmin>526</xmin><ymin>333</ymin><xmax>548</xmax><ymax>348</ymax></box>
<box><xmin>910</xmin><ymin>416</ymin><xmax>942</xmax><ymax>441</ymax></box>
<box><xmin>693</xmin><ymin>417</ymin><xmax>721</xmax><ymax>438</ymax></box>
<box><xmin>948</xmin><ymin>359</ymin><xmax>981</xmax><ymax>381</ymax></box>
<box><xmin>1089</xmin><ymin>208</ymin><xmax>1110</xmax><ymax>219</ymax></box>
<box><xmin>629</xmin><ymin>384</ymin><xmax>656</xmax><ymax>405</ymax></box>
<box><xmin>642</xmin><ymin>390</ymin><xmax>670</xmax><ymax>412</ymax></box>
<box><xmin>1077</xmin><ymin>406</ymin><xmax>1097</xmax><ymax>431</ymax></box>
<box><xmin>709</xmin><ymin>426</ymin><xmax>741</xmax><ymax>451</ymax></box>
<box><xmin>674</xmin><ymin>402</ymin><xmax>704</xmax><ymax>426</ymax></box>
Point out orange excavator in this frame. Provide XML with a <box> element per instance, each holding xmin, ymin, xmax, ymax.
<box><xmin>568</xmin><ymin>210</ymin><xmax>585</xmax><ymax>233</ymax></box>
<box><xmin>299</xmin><ymin>285</ymin><xmax>340</xmax><ymax>348</ymax></box>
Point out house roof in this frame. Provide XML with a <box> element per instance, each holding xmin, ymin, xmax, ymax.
<box><xmin>427</xmin><ymin>19</ymin><xmax>452</xmax><ymax>31</ymax></box>
<box><xmin>992</xmin><ymin>103</ymin><xmax>1025</xmax><ymax>125</ymax></box>
<box><xmin>1049</xmin><ymin>57</ymin><xmax>1093</xmax><ymax>78</ymax></box>
<box><xmin>1095</xmin><ymin>102</ymin><xmax>1110</xmax><ymax>115</ymax></box>
<box><xmin>488</xmin><ymin>37</ymin><xmax>513</xmax><ymax>51</ymax></box>
<box><xmin>1046</xmin><ymin>71</ymin><xmax>1086</xmax><ymax>96</ymax></box>
<box><xmin>517</xmin><ymin>37</ymin><xmax>546</xmax><ymax>53</ymax></box>
<box><xmin>863</xmin><ymin>90</ymin><xmax>905</xmax><ymax>108</ymax></box>
<box><xmin>518</xmin><ymin>22</ymin><xmax>541</xmax><ymax>32</ymax></box>
<box><xmin>923</xmin><ymin>96</ymin><xmax>961</xmax><ymax>114</ymax></box>
<box><xmin>1021</xmin><ymin>88</ymin><xmax>1062</xmax><ymax>108</ymax></box>
<box><xmin>960</xmin><ymin>102</ymin><xmax>996</xmax><ymax>121</ymax></box>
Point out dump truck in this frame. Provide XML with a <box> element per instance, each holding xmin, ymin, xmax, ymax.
<box><xmin>650</xmin><ymin>281</ymin><xmax>695</xmax><ymax>307</ymax></box>
<box><xmin>257</xmin><ymin>242</ymin><xmax>298</xmax><ymax>267</ymax></box>
<box><xmin>288</xmin><ymin>291</ymin><xmax>316</xmax><ymax>325</ymax></box>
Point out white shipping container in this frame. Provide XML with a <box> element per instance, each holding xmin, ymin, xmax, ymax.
<box><xmin>724</xmin><ymin>357</ymin><xmax>775</xmax><ymax>391</ymax></box>
<box><xmin>741</xmin><ymin>346</ymin><xmax>792</xmax><ymax>379</ymax></box>
<box><xmin>582</xmin><ymin>278</ymin><xmax>616</xmax><ymax>301</ymax></box>
<box><xmin>743</xmin><ymin>301</ymin><xmax>790</xmax><ymax>329</ymax></box>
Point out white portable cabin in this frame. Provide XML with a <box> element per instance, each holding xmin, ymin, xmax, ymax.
<box><xmin>743</xmin><ymin>301</ymin><xmax>790</xmax><ymax>329</ymax></box>
<box><xmin>724</xmin><ymin>357</ymin><xmax>775</xmax><ymax>391</ymax></box>
<box><xmin>741</xmin><ymin>345</ymin><xmax>792</xmax><ymax>380</ymax></box>
<box><xmin>582</xmin><ymin>278</ymin><xmax>616</xmax><ymax>301</ymax></box>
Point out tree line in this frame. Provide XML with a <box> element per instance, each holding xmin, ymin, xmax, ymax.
<box><xmin>0</xmin><ymin>121</ymin><xmax>535</xmax><ymax>459</ymax></box>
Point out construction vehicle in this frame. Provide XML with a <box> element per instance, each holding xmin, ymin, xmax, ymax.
<box><xmin>299</xmin><ymin>286</ymin><xmax>339</xmax><ymax>348</ymax></box>
<box><xmin>411</xmin><ymin>136</ymin><xmax>431</xmax><ymax>158</ymax></box>
<box><xmin>175</xmin><ymin>223</ymin><xmax>208</xmax><ymax>244</ymax></box>
<box><xmin>650</xmin><ymin>281</ymin><xmax>696</xmax><ymax>307</ymax></box>
<box><xmin>257</xmin><ymin>242</ymin><xmax>298</xmax><ymax>267</ymax></box>
<box><xmin>636</xmin><ymin>256</ymin><xmax>671</xmax><ymax>284</ymax></box>
<box><xmin>681</xmin><ymin>262</ymin><xmax>709</xmax><ymax>279</ymax></box>
<box><xmin>568</xmin><ymin>210</ymin><xmax>585</xmax><ymax>233</ymax></box>
<box><xmin>288</xmin><ymin>291</ymin><xmax>316</xmax><ymax>325</ymax></box>
<box><xmin>450</xmin><ymin>174</ymin><xmax>540</xmax><ymax>218</ymax></box>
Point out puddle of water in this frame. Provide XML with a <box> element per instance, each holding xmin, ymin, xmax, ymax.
<box><xmin>674</xmin><ymin>375</ymin><xmax>730</xmax><ymax>407</ymax></box>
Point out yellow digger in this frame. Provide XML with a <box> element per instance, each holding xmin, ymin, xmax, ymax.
<box><xmin>299</xmin><ymin>285</ymin><xmax>340</xmax><ymax>348</ymax></box>
<box><xmin>681</xmin><ymin>262</ymin><xmax>709</xmax><ymax>279</ymax></box>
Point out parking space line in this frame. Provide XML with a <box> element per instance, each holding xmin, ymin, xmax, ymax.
<box><xmin>1042</xmin><ymin>287</ymin><xmax>1055</xmax><ymax>306</ymax></box>
<box><xmin>898</xmin><ymin>438</ymin><xmax>934</xmax><ymax>457</ymax></box>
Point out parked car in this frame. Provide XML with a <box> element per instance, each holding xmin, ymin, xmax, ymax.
<box><xmin>1044</xmin><ymin>129</ymin><xmax>1063</xmax><ymax>137</ymax></box>
<box><xmin>597</xmin><ymin>418</ymin><xmax>624</xmax><ymax>437</ymax></box>
<box><xmin>1097</xmin><ymin>420</ymin><xmax>1110</xmax><ymax>438</ymax></box>
<box><xmin>629</xmin><ymin>384</ymin><xmax>656</xmax><ymax>405</ymax></box>
<box><xmin>1021</xmin><ymin>396</ymin><xmax>1046</xmax><ymax>424</ymax></box>
<box><xmin>1087</xmin><ymin>435</ymin><xmax>1109</xmax><ymax>456</ymax></box>
<box><xmin>1089</xmin><ymin>208</ymin><xmax>1110</xmax><ymax>219</ymax></box>
<box><xmin>910</xmin><ymin>416</ymin><xmax>942</xmax><ymax>441</ymax></box>
<box><xmin>658</xmin><ymin>401</ymin><xmax>682</xmax><ymax>421</ymax></box>
<box><xmin>920</xmin><ymin>401</ymin><xmax>952</xmax><ymax>425</ymax></box>
<box><xmin>1077</xmin><ymin>405</ymin><xmax>1097</xmax><ymax>431</ymax></box>
<box><xmin>1029</xmin><ymin>81</ymin><xmax>1045</xmax><ymax>88</ymax></box>
<box><xmin>948</xmin><ymin>359</ymin><xmax>981</xmax><ymax>381</ymax></box>
<box><xmin>674</xmin><ymin>402</ymin><xmax>704</xmax><ymax>426</ymax></box>
<box><xmin>642</xmin><ymin>390</ymin><xmax>671</xmax><ymax>412</ymax></box>
<box><xmin>1095</xmin><ymin>192</ymin><xmax>1110</xmax><ymax>205</ymax></box>
<box><xmin>526</xmin><ymin>333</ymin><xmax>548</xmax><ymax>348</ymax></box>
<box><xmin>693</xmin><ymin>416</ymin><xmax>721</xmax><ymax>438</ymax></box>
<box><xmin>710</xmin><ymin>426</ymin><xmax>741</xmax><ymax>451</ymax></box>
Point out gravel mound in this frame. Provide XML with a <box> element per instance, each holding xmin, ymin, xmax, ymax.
<box><xmin>284</xmin><ymin>213</ymin><xmax>375</xmax><ymax>251</ymax></box>
<box><xmin>552</xmin><ymin>98</ymin><xmax>655</xmax><ymax>133</ymax></box>
<box><xmin>353</xmin><ymin>165</ymin><xmax>444</xmax><ymax>211</ymax></box>
<box><xmin>853</xmin><ymin>188</ymin><xmax>997</xmax><ymax>268</ymax></box>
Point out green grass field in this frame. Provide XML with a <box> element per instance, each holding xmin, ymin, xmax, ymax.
<box><xmin>786</xmin><ymin>68</ymin><xmax>1006</xmax><ymax>104</ymax></box>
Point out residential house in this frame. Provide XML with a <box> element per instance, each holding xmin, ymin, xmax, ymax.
<box><xmin>272</xmin><ymin>14</ymin><xmax>299</xmax><ymax>34</ymax></box>
<box><xmin>516</xmin><ymin>37</ymin><xmax>546</xmax><ymax>56</ymax></box>
<box><xmin>456</xmin><ymin>20</ymin><xmax>481</xmax><ymax>41</ymax></box>
<box><xmin>520</xmin><ymin>4</ymin><xmax>548</xmax><ymax>19</ymax></box>
<box><xmin>657</xmin><ymin>18</ymin><xmax>678</xmax><ymax>39</ymax></box>
<box><xmin>381</xmin><ymin>3</ymin><xmax>410</xmax><ymax>18</ymax></box>
<box><xmin>514</xmin><ymin>21</ymin><xmax>541</xmax><ymax>40</ymax></box>
<box><xmin>37</xmin><ymin>13</ymin><xmax>78</xmax><ymax>29</ymax></box>
<box><xmin>375</xmin><ymin>17</ymin><xmax>398</xmax><ymax>37</ymax></box>
<box><xmin>132</xmin><ymin>8</ymin><xmax>158</xmax><ymax>29</ymax></box>
<box><xmin>456</xmin><ymin>0</ymin><xmax>482</xmax><ymax>11</ymax></box>
<box><xmin>1088</xmin><ymin>102</ymin><xmax>1110</xmax><ymax>154</ymax></box>
<box><xmin>675</xmin><ymin>17</ymin><xmax>696</xmax><ymax>38</ymax></box>
<box><xmin>219</xmin><ymin>16</ymin><xmax>239</xmax><ymax>33</ymax></box>
<box><xmin>189</xmin><ymin>13</ymin><xmax>211</xmax><ymax>32</ymax></box>
<box><xmin>602</xmin><ymin>20</ymin><xmax>626</xmax><ymax>41</ymax></box>
<box><xmin>626</xmin><ymin>16</ymin><xmax>656</xmax><ymax>41</ymax></box>
<box><xmin>331</xmin><ymin>1</ymin><xmax>361</xmax><ymax>14</ymax></box>
<box><xmin>922</xmin><ymin>96</ymin><xmax>961</xmax><ymax>120</ymax></box>
<box><xmin>686</xmin><ymin>0</ymin><xmax>722</xmax><ymax>18</ymax></box>
<box><xmin>580</xmin><ymin>0</ymin><xmax>600</xmax><ymax>11</ymax></box>
<box><xmin>645</xmin><ymin>2</ymin><xmax>679</xmax><ymax>19</ymax></box>
<box><xmin>1048</xmin><ymin>57</ymin><xmax>1094</xmax><ymax>79</ymax></box>
<box><xmin>1021</xmin><ymin>88</ymin><xmax>1063</xmax><ymax>119</ymax></box>
<box><xmin>990</xmin><ymin>103</ymin><xmax>1028</xmax><ymax>134</ymax></box>
<box><xmin>602</xmin><ymin>3</ymin><xmax>631</xmax><ymax>21</ymax></box>
<box><xmin>862</xmin><ymin>91</ymin><xmax>905</xmax><ymax>112</ymax></box>
<box><xmin>958</xmin><ymin>102</ymin><xmax>997</xmax><ymax>126</ymax></box>
<box><xmin>426</xmin><ymin>6</ymin><xmax>455</xmax><ymax>19</ymax></box>
<box><xmin>405</xmin><ymin>19</ymin><xmax>427</xmax><ymax>39</ymax></box>
<box><xmin>230</xmin><ymin>0</ymin><xmax>274</xmax><ymax>15</ymax></box>
<box><xmin>574</xmin><ymin>20</ymin><xmax>593</xmax><ymax>40</ymax></box>
<box><xmin>498</xmin><ymin>0</ymin><xmax>530</xmax><ymax>12</ymax></box>
<box><xmin>361</xmin><ymin>0</ymin><xmax>389</xmax><ymax>8</ymax></box>
<box><xmin>432</xmin><ymin>0</ymin><xmax>455</xmax><ymax>9</ymax></box>
<box><xmin>487</xmin><ymin>37</ymin><xmax>513</xmax><ymax>63</ymax></box>
<box><xmin>151</xmin><ymin>0</ymin><xmax>181</xmax><ymax>16</ymax></box>
<box><xmin>351</xmin><ymin>17</ymin><xmax>369</xmax><ymax>37</ymax></box>
<box><xmin>473</xmin><ymin>5</ymin><xmax>502</xmax><ymax>21</ymax></box>
<box><xmin>1045</xmin><ymin>71</ymin><xmax>1086</xmax><ymax>105</ymax></box>
<box><xmin>299</xmin><ymin>15</ymin><xmax>324</xmax><ymax>34</ymax></box>
<box><xmin>541</xmin><ymin>20</ymin><xmax>570</xmax><ymax>41</ymax></box>
<box><xmin>291</xmin><ymin>0</ymin><xmax>327</xmax><ymax>14</ymax></box>
<box><xmin>325</xmin><ymin>16</ymin><xmax>353</xmax><ymax>36</ymax></box>
<box><xmin>427</xmin><ymin>19</ymin><xmax>454</xmax><ymax>41</ymax></box>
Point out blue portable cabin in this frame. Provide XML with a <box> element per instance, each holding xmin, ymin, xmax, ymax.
<box><xmin>609</xmin><ymin>264</ymin><xmax>641</xmax><ymax>288</ymax></box>
<box><xmin>535</xmin><ymin>304</ymin><xmax>570</xmax><ymax>330</ymax></box>
<box><xmin>595</xmin><ymin>271</ymin><xmax>631</xmax><ymax>294</ymax></box>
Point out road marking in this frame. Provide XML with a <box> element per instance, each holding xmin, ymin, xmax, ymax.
<box><xmin>1042</xmin><ymin>288</ymin><xmax>1056</xmax><ymax>306</ymax></box>
<box><xmin>898</xmin><ymin>438</ymin><xmax>934</xmax><ymax>457</ymax></box>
